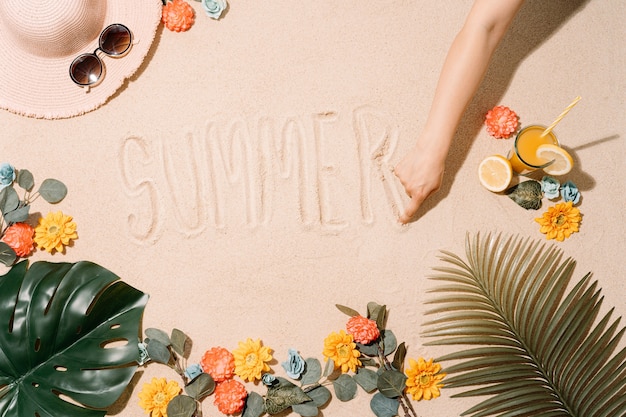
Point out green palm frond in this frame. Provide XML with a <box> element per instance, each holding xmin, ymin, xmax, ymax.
<box><xmin>423</xmin><ymin>233</ymin><xmax>626</xmax><ymax>417</ymax></box>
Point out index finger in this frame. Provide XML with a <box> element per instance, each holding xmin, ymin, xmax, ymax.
<box><xmin>399</xmin><ymin>195</ymin><xmax>424</xmax><ymax>223</ymax></box>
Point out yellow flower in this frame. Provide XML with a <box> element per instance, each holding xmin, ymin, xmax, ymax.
<box><xmin>34</xmin><ymin>211</ymin><xmax>77</xmax><ymax>253</ymax></box>
<box><xmin>232</xmin><ymin>338</ymin><xmax>273</xmax><ymax>382</ymax></box>
<box><xmin>535</xmin><ymin>201</ymin><xmax>581</xmax><ymax>241</ymax></box>
<box><xmin>322</xmin><ymin>330</ymin><xmax>361</xmax><ymax>373</ymax></box>
<box><xmin>138</xmin><ymin>377</ymin><xmax>181</xmax><ymax>417</ymax></box>
<box><xmin>405</xmin><ymin>357</ymin><xmax>445</xmax><ymax>401</ymax></box>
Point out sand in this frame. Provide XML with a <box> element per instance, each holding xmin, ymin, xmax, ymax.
<box><xmin>1</xmin><ymin>1</ymin><xmax>625</xmax><ymax>415</ymax></box>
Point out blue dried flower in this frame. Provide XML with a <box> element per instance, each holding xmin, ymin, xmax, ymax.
<box><xmin>561</xmin><ymin>180</ymin><xmax>581</xmax><ymax>204</ymax></box>
<box><xmin>262</xmin><ymin>373</ymin><xmax>277</xmax><ymax>386</ymax></box>
<box><xmin>541</xmin><ymin>176</ymin><xmax>560</xmax><ymax>200</ymax></box>
<box><xmin>137</xmin><ymin>342</ymin><xmax>149</xmax><ymax>366</ymax></box>
<box><xmin>0</xmin><ymin>163</ymin><xmax>16</xmax><ymax>190</ymax></box>
<box><xmin>184</xmin><ymin>363</ymin><xmax>204</xmax><ymax>380</ymax></box>
<box><xmin>281</xmin><ymin>348</ymin><xmax>306</xmax><ymax>379</ymax></box>
<box><xmin>202</xmin><ymin>0</ymin><xmax>227</xmax><ymax>19</ymax></box>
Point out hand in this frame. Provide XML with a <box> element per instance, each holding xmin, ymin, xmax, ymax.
<box><xmin>394</xmin><ymin>144</ymin><xmax>445</xmax><ymax>223</ymax></box>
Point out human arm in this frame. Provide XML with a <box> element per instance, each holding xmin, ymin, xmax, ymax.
<box><xmin>395</xmin><ymin>0</ymin><xmax>525</xmax><ymax>223</ymax></box>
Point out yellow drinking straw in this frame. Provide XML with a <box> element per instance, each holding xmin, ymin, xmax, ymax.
<box><xmin>540</xmin><ymin>96</ymin><xmax>582</xmax><ymax>137</ymax></box>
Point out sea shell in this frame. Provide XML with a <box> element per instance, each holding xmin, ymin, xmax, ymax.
<box><xmin>507</xmin><ymin>180</ymin><xmax>543</xmax><ymax>210</ymax></box>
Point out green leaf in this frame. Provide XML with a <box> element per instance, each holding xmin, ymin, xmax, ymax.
<box><xmin>171</xmin><ymin>328</ymin><xmax>191</xmax><ymax>358</ymax></box>
<box><xmin>145</xmin><ymin>328</ymin><xmax>172</xmax><ymax>346</ymax></box>
<box><xmin>354</xmin><ymin>367</ymin><xmax>379</xmax><ymax>392</ymax></box>
<box><xmin>300</xmin><ymin>358</ymin><xmax>321</xmax><ymax>386</ymax></box>
<box><xmin>0</xmin><ymin>260</ymin><xmax>148</xmax><ymax>417</ymax></box>
<box><xmin>305</xmin><ymin>385</ymin><xmax>331</xmax><ymax>407</ymax></box>
<box><xmin>335</xmin><ymin>304</ymin><xmax>360</xmax><ymax>317</ymax></box>
<box><xmin>146</xmin><ymin>339</ymin><xmax>172</xmax><ymax>365</ymax></box>
<box><xmin>185</xmin><ymin>373</ymin><xmax>214</xmax><ymax>400</ymax></box>
<box><xmin>0</xmin><ymin>187</ymin><xmax>19</xmax><ymax>215</ymax></box>
<box><xmin>265</xmin><ymin>378</ymin><xmax>311</xmax><ymax>415</ymax></box>
<box><xmin>166</xmin><ymin>395</ymin><xmax>196</xmax><ymax>417</ymax></box>
<box><xmin>332</xmin><ymin>374</ymin><xmax>357</xmax><ymax>401</ymax></box>
<box><xmin>381</xmin><ymin>330</ymin><xmax>397</xmax><ymax>356</ymax></box>
<box><xmin>38</xmin><ymin>179</ymin><xmax>67</xmax><ymax>204</ymax></box>
<box><xmin>322</xmin><ymin>358</ymin><xmax>335</xmax><ymax>377</ymax></box>
<box><xmin>0</xmin><ymin>243</ymin><xmax>17</xmax><ymax>267</ymax></box>
<box><xmin>424</xmin><ymin>233</ymin><xmax>626</xmax><ymax>417</ymax></box>
<box><xmin>3</xmin><ymin>205</ymin><xmax>30</xmax><ymax>224</ymax></box>
<box><xmin>16</xmin><ymin>169</ymin><xmax>34</xmax><ymax>192</ymax></box>
<box><xmin>377</xmin><ymin>369</ymin><xmax>406</xmax><ymax>398</ymax></box>
<box><xmin>370</xmin><ymin>392</ymin><xmax>399</xmax><ymax>417</ymax></box>
<box><xmin>391</xmin><ymin>342</ymin><xmax>406</xmax><ymax>371</ymax></box>
<box><xmin>291</xmin><ymin>402</ymin><xmax>319</xmax><ymax>417</ymax></box>
<box><xmin>242</xmin><ymin>391</ymin><xmax>265</xmax><ymax>417</ymax></box>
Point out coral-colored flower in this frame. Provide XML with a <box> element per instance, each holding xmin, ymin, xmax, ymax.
<box><xmin>214</xmin><ymin>379</ymin><xmax>247</xmax><ymax>415</ymax></box>
<box><xmin>138</xmin><ymin>377</ymin><xmax>181</xmax><ymax>417</ymax></box>
<box><xmin>1</xmin><ymin>222</ymin><xmax>35</xmax><ymax>257</ymax></box>
<box><xmin>200</xmin><ymin>347</ymin><xmax>235</xmax><ymax>382</ymax></box>
<box><xmin>535</xmin><ymin>201</ymin><xmax>581</xmax><ymax>241</ymax></box>
<box><xmin>485</xmin><ymin>105</ymin><xmax>519</xmax><ymax>139</ymax></box>
<box><xmin>322</xmin><ymin>330</ymin><xmax>361</xmax><ymax>373</ymax></box>
<box><xmin>346</xmin><ymin>315</ymin><xmax>380</xmax><ymax>344</ymax></box>
<box><xmin>232</xmin><ymin>338</ymin><xmax>273</xmax><ymax>382</ymax></box>
<box><xmin>162</xmin><ymin>0</ymin><xmax>195</xmax><ymax>32</ymax></box>
<box><xmin>405</xmin><ymin>357</ymin><xmax>445</xmax><ymax>401</ymax></box>
<box><xmin>34</xmin><ymin>211</ymin><xmax>77</xmax><ymax>253</ymax></box>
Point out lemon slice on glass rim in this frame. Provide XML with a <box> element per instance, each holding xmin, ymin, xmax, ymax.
<box><xmin>478</xmin><ymin>154</ymin><xmax>513</xmax><ymax>192</ymax></box>
<box><xmin>536</xmin><ymin>144</ymin><xmax>574</xmax><ymax>176</ymax></box>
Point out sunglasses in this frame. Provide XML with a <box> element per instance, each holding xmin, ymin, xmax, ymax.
<box><xmin>69</xmin><ymin>24</ymin><xmax>133</xmax><ymax>87</ymax></box>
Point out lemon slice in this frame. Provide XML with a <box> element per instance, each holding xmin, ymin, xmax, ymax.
<box><xmin>536</xmin><ymin>144</ymin><xmax>574</xmax><ymax>175</ymax></box>
<box><xmin>478</xmin><ymin>155</ymin><xmax>513</xmax><ymax>192</ymax></box>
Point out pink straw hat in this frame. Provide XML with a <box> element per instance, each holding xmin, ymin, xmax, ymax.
<box><xmin>0</xmin><ymin>0</ymin><xmax>162</xmax><ymax>119</ymax></box>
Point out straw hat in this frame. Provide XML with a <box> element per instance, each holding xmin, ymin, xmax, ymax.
<box><xmin>0</xmin><ymin>0</ymin><xmax>162</xmax><ymax>119</ymax></box>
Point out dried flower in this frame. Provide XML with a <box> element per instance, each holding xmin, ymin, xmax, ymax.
<box><xmin>0</xmin><ymin>162</ymin><xmax>16</xmax><ymax>190</ymax></box>
<box><xmin>1</xmin><ymin>222</ymin><xmax>35</xmax><ymax>257</ymax></box>
<box><xmin>405</xmin><ymin>357</ymin><xmax>445</xmax><ymax>401</ymax></box>
<box><xmin>541</xmin><ymin>176</ymin><xmax>561</xmax><ymax>200</ymax></box>
<box><xmin>138</xmin><ymin>377</ymin><xmax>181</xmax><ymax>417</ymax></box>
<box><xmin>485</xmin><ymin>105</ymin><xmax>519</xmax><ymax>139</ymax></box>
<box><xmin>535</xmin><ymin>201</ymin><xmax>581</xmax><ymax>241</ymax></box>
<box><xmin>323</xmin><ymin>330</ymin><xmax>361</xmax><ymax>373</ymax></box>
<box><xmin>346</xmin><ymin>315</ymin><xmax>380</xmax><ymax>344</ymax></box>
<box><xmin>184</xmin><ymin>363</ymin><xmax>203</xmax><ymax>381</ymax></box>
<box><xmin>561</xmin><ymin>180</ymin><xmax>581</xmax><ymax>204</ymax></box>
<box><xmin>33</xmin><ymin>211</ymin><xmax>77</xmax><ymax>253</ymax></box>
<box><xmin>232</xmin><ymin>338</ymin><xmax>273</xmax><ymax>382</ymax></box>
<box><xmin>281</xmin><ymin>348</ymin><xmax>305</xmax><ymax>379</ymax></box>
<box><xmin>200</xmin><ymin>347</ymin><xmax>235</xmax><ymax>382</ymax></box>
<box><xmin>162</xmin><ymin>0</ymin><xmax>195</xmax><ymax>32</ymax></box>
<box><xmin>202</xmin><ymin>0</ymin><xmax>227</xmax><ymax>19</ymax></box>
<box><xmin>214</xmin><ymin>380</ymin><xmax>247</xmax><ymax>415</ymax></box>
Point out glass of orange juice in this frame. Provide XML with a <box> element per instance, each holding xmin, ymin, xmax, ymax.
<box><xmin>509</xmin><ymin>125</ymin><xmax>558</xmax><ymax>174</ymax></box>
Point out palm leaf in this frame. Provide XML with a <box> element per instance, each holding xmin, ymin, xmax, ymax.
<box><xmin>0</xmin><ymin>260</ymin><xmax>149</xmax><ymax>417</ymax></box>
<box><xmin>423</xmin><ymin>233</ymin><xmax>626</xmax><ymax>417</ymax></box>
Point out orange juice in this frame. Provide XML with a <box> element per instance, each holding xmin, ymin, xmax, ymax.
<box><xmin>509</xmin><ymin>125</ymin><xmax>558</xmax><ymax>174</ymax></box>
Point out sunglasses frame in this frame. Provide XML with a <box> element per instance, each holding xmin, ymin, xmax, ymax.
<box><xmin>69</xmin><ymin>23</ymin><xmax>133</xmax><ymax>87</ymax></box>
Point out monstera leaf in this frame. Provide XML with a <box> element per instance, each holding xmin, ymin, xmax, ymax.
<box><xmin>0</xmin><ymin>260</ymin><xmax>149</xmax><ymax>417</ymax></box>
<box><xmin>423</xmin><ymin>233</ymin><xmax>626</xmax><ymax>417</ymax></box>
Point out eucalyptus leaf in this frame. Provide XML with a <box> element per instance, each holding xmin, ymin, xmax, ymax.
<box><xmin>0</xmin><ymin>242</ymin><xmax>17</xmax><ymax>267</ymax></box>
<box><xmin>300</xmin><ymin>358</ymin><xmax>321</xmax><ymax>386</ymax></box>
<box><xmin>305</xmin><ymin>385</ymin><xmax>331</xmax><ymax>407</ymax></box>
<box><xmin>377</xmin><ymin>369</ymin><xmax>407</xmax><ymax>398</ymax></box>
<box><xmin>185</xmin><ymin>372</ymin><xmax>215</xmax><ymax>400</ymax></box>
<box><xmin>3</xmin><ymin>205</ymin><xmax>30</xmax><ymax>224</ymax></box>
<box><xmin>356</xmin><ymin>340</ymin><xmax>379</xmax><ymax>357</ymax></box>
<box><xmin>381</xmin><ymin>330</ymin><xmax>397</xmax><ymax>357</ymax></box>
<box><xmin>242</xmin><ymin>391</ymin><xmax>265</xmax><ymax>417</ymax></box>
<box><xmin>370</xmin><ymin>392</ymin><xmax>400</xmax><ymax>417</ymax></box>
<box><xmin>38</xmin><ymin>179</ymin><xmax>68</xmax><ymax>204</ymax></box>
<box><xmin>391</xmin><ymin>341</ymin><xmax>407</xmax><ymax>371</ymax></box>
<box><xmin>145</xmin><ymin>328</ymin><xmax>172</xmax><ymax>346</ymax></box>
<box><xmin>367</xmin><ymin>301</ymin><xmax>384</xmax><ymax>321</ymax></box>
<box><xmin>146</xmin><ymin>339</ymin><xmax>172</xmax><ymax>365</ymax></box>
<box><xmin>332</xmin><ymin>374</ymin><xmax>357</xmax><ymax>401</ymax></box>
<box><xmin>265</xmin><ymin>377</ymin><xmax>311</xmax><ymax>415</ymax></box>
<box><xmin>166</xmin><ymin>394</ymin><xmax>197</xmax><ymax>417</ymax></box>
<box><xmin>0</xmin><ymin>186</ymin><xmax>19</xmax><ymax>215</ymax></box>
<box><xmin>291</xmin><ymin>402</ymin><xmax>318</xmax><ymax>417</ymax></box>
<box><xmin>354</xmin><ymin>367</ymin><xmax>379</xmax><ymax>393</ymax></box>
<box><xmin>171</xmin><ymin>328</ymin><xmax>191</xmax><ymax>358</ymax></box>
<box><xmin>506</xmin><ymin>180</ymin><xmax>542</xmax><ymax>210</ymax></box>
<box><xmin>335</xmin><ymin>304</ymin><xmax>360</xmax><ymax>317</ymax></box>
<box><xmin>322</xmin><ymin>358</ymin><xmax>335</xmax><ymax>377</ymax></box>
<box><xmin>16</xmin><ymin>169</ymin><xmax>35</xmax><ymax>192</ymax></box>
<box><xmin>0</xmin><ymin>260</ymin><xmax>149</xmax><ymax>417</ymax></box>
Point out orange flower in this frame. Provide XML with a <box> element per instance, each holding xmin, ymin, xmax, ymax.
<box><xmin>535</xmin><ymin>201</ymin><xmax>582</xmax><ymax>241</ymax></box>
<box><xmin>214</xmin><ymin>380</ymin><xmax>247</xmax><ymax>415</ymax></box>
<box><xmin>1</xmin><ymin>222</ymin><xmax>35</xmax><ymax>257</ymax></box>
<box><xmin>162</xmin><ymin>0</ymin><xmax>195</xmax><ymax>32</ymax></box>
<box><xmin>346</xmin><ymin>315</ymin><xmax>380</xmax><ymax>344</ymax></box>
<box><xmin>200</xmin><ymin>347</ymin><xmax>235</xmax><ymax>382</ymax></box>
<box><xmin>485</xmin><ymin>105</ymin><xmax>519</xmax><ymax>139</ymax></box>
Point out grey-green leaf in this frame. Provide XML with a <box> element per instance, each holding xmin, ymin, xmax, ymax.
<box><xmin>354</xmin><ymin>367</ymin><xmax>379</xmax><ymax>392</ymax></box>
<box><xmin>305</xmin><ymin>385</ymin><xmax>331</xmax><ymax>407</ymax></box>
<box><xmin>370</xmin><ymin>392</ymin><xmax>400</xmax><ymax>417</ymax></box>
<box><xmin>0</xmin><ymin>186</ymin><xmax>19</xmax><ymax>215</ymax></box>
<box><xmin>166</xmin><ymin>395</ymin><xmax>197</xmax><ymax>417</ymax></box>
<box><xmin>146</xmin><ymin>339</ymin><xmax>172</xmax><ymax>365</ymax></box>
<box><xmin>171</xmin><ymin>328</ymin><xmax>191</xmax><ymax>358</ymax></box>
<box><xmin>335</xmin><ymin>304</ymin><xmax>360</xmax><ymax>317</ymax></box>
<box><xmin>16</xmin><ymin>169</ymin><xmax>34</xmax><ymax>192</ymax></box>
<box><xmin>38</xmin><ymin>178</ymin><xmax>67</xmax><ymax>204</ymax></box>
<box><xmin>381</xmin><ymin>330</ymin><xmax>397</xmax><ymax>356</ymax></box>
<box><xmin>392</xmin><ymin>342</ymin><xmax>407</xmax><ymax>371</ymax></box>
<box><xmin>291</xmin><ymin>402</ymin><xmax>319</xmax><ymax>417</ymax></box>
<box><xmin>322</xmin><ymin>358</ymin><xmax>335</xmax><ymax>377</ymax></box>
<box><xmin>332</xmin><ymin>374</ymin><xmax>357</xmax><ymax>401</ymax></box>
<box><xmin>3</xmin><ymin>205</ymin><xmax>30</xmax><ymax>224</ymax></box>
<box><xmin>300</xmin><ymin>358</ymin><xmax>321</xmax><ymax>386</ymax></box>
<box><xmin>185</xmin><ymin>373</ymin><xmax>214</xmax><ymax>400</ymax></box>
<box><xmin>506</xmin><ymin>180</ymin><xmax>542</xmax><ymax>210</ymax></box>
<box><xmin>377</xmin><ymin>369</ymin><xmax>407</xmax><ymax>398</ymax></box>
<box><xmin>0</xmin><ymin>242</ymin><xmax>17</xmax><ymax>266</ymax></box>
<box><xmin>145</xmin><ymin>328</ymin><xmax>172</xmax><ymax>346</ymax></box>
<box><xmin>242</xmin><ymin>391</ymin><xmax>264</xmax><ymax>417</ymax></box>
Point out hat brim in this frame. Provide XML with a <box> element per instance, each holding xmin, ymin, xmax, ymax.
<box><xmin>0</xmin><ymin>0</ymin><xmax>162</xmax><ymax>119</ymax></box>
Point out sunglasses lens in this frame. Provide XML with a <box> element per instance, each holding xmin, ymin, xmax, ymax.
<box><xmin>70</xmin><ymin>54</ymin><xmax>103</xmax><ymax>85</ymax></box>
<box><xmin>100</xmin><ymin>24</ymin><xmax>132</xmax><ymax>56</ymax></box>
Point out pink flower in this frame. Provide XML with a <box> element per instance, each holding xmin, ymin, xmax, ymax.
<box><xmin>214</xmin><ymin>380</ymin><xmax>247</xmax><ymax>415</ymax></box>
<box><xmin>485</xmin><ymin>105</ymin><xmax>519</xmax><ymax>139</ymax></box>
<box><xmin>346</xmin><ymin>315</ymin><xmax>380</xmax><ymax>344</ymax></box>
<box><xmin>200</xmin><ymin>347</ymin><xmax>235</xmax><ymax>382</ymax></box>
<box><xmin>1</xmin><ymin>222</ymin><xmax>35</xmax><ymax>257</ymax></box>
<box><xmin>162</xmin><ymin>0</ymin><xmax>195</xmax><ymax>32</ymax></box>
